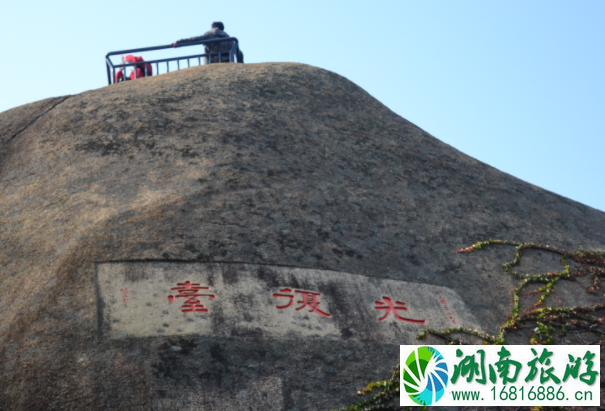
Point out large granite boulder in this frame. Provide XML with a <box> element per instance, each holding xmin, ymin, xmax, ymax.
<box><xmin>0</xmin><ymin>62</ymin><xmax>603</xmax><ymax>410</ymax></box>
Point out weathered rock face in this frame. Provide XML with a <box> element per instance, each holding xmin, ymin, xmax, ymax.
<box><xmin>0</xmin><ymin>62</ymin><xmax>604</xmax><ymax>410</ymax></box>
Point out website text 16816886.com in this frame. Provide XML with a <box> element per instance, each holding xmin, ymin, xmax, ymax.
<box><xmin>451</xmin><ymin>390</ymin><xmax>480</xmax><ymax>401</ymax></box>
<box><xmin>490</xmin><ymin>385</ymin><xmax>593</xmax><ymax>402</ymax></box>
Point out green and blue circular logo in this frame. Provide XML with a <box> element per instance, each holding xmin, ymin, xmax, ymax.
<box><xmin>402</xmin><ymin>346</ymin><xmax>449</xmax><ymax>406</ymax></box>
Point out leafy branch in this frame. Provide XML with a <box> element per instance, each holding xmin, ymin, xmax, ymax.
<box><xmin>337</xmin><ymin>239</ymin><xmax>605</xmax><ymax>410</ymax></box>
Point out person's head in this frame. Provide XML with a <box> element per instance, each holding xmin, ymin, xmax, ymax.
<box><xmin>211</xmin><ymin>22</ymin><xmax>224</xmax><ymax>31</ymax></box>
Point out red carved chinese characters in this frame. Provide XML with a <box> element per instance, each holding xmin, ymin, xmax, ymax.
<box><xmin>374</xmin><ymin>296</ymin><xmax>425</xmax><ymax>323</ymax></box>
<box><xmin>120</xmin><ymin>288</ymin><xmax>128</xmax><ymax>304</ymax></box>
<box><xmin>272</xmin><ymin>288</ymin><xmax>332</xmax><ymax>317</ymax></box>
<box><xmin>273</xmin><ymin>288</ymin><xmax>295</xmax><ymax>309</ymax></box>
<box><xmin>439</xmin><ymin>295</ymin><xmax>457</xmax><ymax>325</ymax></box>
<box><xmin>168</xmin><ymin>281</ymin><xmax>216</xmax><ymax>312</ymax></box>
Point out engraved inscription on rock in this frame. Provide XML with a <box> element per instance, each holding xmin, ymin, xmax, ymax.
<box><xmin>96</xmin><ymin>263</ymin><xmax>479</xmax><ymax>343</ymax></box>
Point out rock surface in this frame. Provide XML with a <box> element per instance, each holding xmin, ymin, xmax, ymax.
<box><xmin>0</xmin><ymin>62</ymin><xmax>604</xmax><ymax>410</ymax></box>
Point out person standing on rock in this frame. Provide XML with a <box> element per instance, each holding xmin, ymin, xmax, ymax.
<box><xmin>171</xmin><ymin>21</ymin><xmax>244</xmax><ymax>64</ymax></box>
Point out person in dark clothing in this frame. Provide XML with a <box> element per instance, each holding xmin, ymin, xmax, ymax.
<box><xmin>172</xmin><ymin>22</ymin><xmax>244</xmax><ymax>64</ymax></box>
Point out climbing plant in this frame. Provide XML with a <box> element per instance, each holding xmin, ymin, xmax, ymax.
<box><xmin>333</xmin><ymin>362</ymin><xmax>423</xmax><ymax>411</ymax></box>
<box><xmin>335</xmin><ymin>240</ymin><xmax>605</xmax><ymax>411</ymax></box>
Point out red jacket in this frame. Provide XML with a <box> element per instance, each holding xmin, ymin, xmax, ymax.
<box><xmin>115</xmin><ymin>55</ymin><xmax>153</xmax><ymax>83</ymax></box>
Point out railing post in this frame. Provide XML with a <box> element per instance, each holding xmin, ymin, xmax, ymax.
<box><xmin>106</xmin><ymin>62</ymin><xmax>111</xmax><ymax>85</ymax></box>
<box><xmin>105</xmin><ymin>37</ymin><xmax>240</xmax><ymax>85</ymax></box>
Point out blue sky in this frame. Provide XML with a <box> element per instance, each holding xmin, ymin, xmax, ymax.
<box><xmin>2</xmin><ymin>1</ymin><xmax>604</xmax><ymax>212</ymax></box>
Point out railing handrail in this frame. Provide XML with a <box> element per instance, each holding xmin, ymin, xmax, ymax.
<box><xmin>105</xmin><ymin>37</ymin><xmax>239</xmax><ymax>58</ymax></box>
<box><xmin>107</xmin><ymin>52</ymin><xmax>218</xmax><ymax>69</ymax></box>
<box><xmin>105</xmin><ymin>37</ymin><xmax>239</xmax><ymax>85</ymax></box>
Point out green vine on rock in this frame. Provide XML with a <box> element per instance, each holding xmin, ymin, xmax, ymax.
<box><xmin>420</xmin><ymin>239</ymin><xmax>605</xmax><ymax>345</ymax></box>
<box><xmin>333</xmin><ymin>363</ymin><xmax>425</xmax><ymax>411</ymax></box>
<box><xmin>337</xmin><ymin>240</ymin><xmax>605</xmax><ymax>410</ymax></box>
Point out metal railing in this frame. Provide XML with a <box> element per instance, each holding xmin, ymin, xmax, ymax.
<box><xmin>105</xmin><ymin>37</ymin><xmax>240</xmax><ymax>85</ymax></box>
